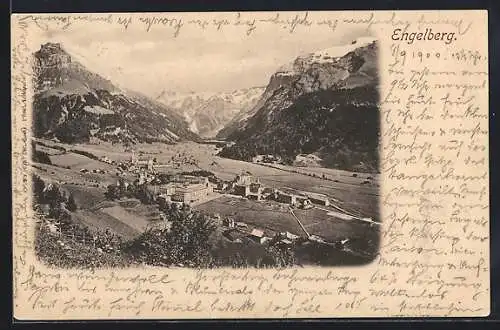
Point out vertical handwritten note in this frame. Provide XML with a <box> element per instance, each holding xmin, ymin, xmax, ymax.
<box><xmin>11</xmin><ymin>10</ymin><xmax>489</xmax><ymax>319</ymax></box>
<box><xmin>376</xmin><ymin>15</ymin><xmax>489</xmax><ymax>315</ymax></box>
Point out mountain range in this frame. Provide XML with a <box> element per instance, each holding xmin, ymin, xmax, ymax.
<box><xmin>158</xmin><ymin>87</ymin><xmax>265</xmax><ymax>138</ymax></box>
<box><xmin>33</xmin><ymin>38</ymin><xmax>381</xmax><ymax>173</ymax></box>
<box><xmin>217</xmin><ymin>37</ymin><xmax>380</xmax><ymax>173</ymax></box>
<box><xmin>32</xmin><ymin>42</ymin><xmax>199</xmax><ymax>144</ymax></box>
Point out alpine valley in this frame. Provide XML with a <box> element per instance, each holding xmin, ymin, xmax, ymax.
<box><xmin>157</xmin><ymin>87</ymin><xmax>265</xmax><ymax>138</ymax></box>
<box><xmin>30</xmin><ymin>35</ymin><xmax>382</xmax><ymax>271</ymax></box>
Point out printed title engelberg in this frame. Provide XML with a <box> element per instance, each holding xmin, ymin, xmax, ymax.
<box><xmin>392</xmin><ymin>28</ymin><xmax>457</xmax><ymax>44</ymax></box>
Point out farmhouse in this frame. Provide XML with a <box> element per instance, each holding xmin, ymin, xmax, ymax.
<box><xmin>280</xmin><ymin>231</ymin><xmax>300</xmax><ymax>240</ymax></box>
<box><xmin>309</xmin><ymin>196</ymin><xmax>330</xmax><ymax>206</ymax></box>
<box><xmin>100</xmin><ymin>156</ymin><xmax>112</xmax><ymax>164</ymax></box>
<box><xmin>261</xmin><ymin>187</ymin><xmax>274</xmax><ymax>199</ymax></box>
<box><xmin>275</xmin><ymin>191</ymin><xmax>296</xmax><ymax>204</ymax></box>
<box><xmin>253</xmin><ymin>154</ymin><xmax>281</xmax><ymax>163</ymax></box>
<box><xmin>272</xmin><ymin>187</ymin><xmax>329</xmax><ymax>207</ymax></box>
<box><xmin>302</xmin><ymin>192</ymin><xmax>330</xmax><ymax>206</ymax></box>
<box><xmin>249</xmin><ymin>228</ymin><xmax>270</xmax><ymax>244</ymax></box>
<box><xmin>275</xmin><ymin>188</ymin><xmax>309</xmax><ymax>206</ymax></box>
<box><xmin>235</xmin><ymin>221</ymin><xmax>248</xmax><ymax>229</ymax></box>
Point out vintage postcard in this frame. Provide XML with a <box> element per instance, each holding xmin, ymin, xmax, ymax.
<box><xmin>12</xmin><ymin>10</ymin><xmax>489</xmax><ymax>319</ymax></box>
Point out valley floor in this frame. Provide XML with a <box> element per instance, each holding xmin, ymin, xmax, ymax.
<box><xmin>32</xmin><ymin>139</ymin><xmax>380</xmax><ymax>266</ymax></box>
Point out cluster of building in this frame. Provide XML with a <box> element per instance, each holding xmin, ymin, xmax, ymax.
<box><xmin>130</xmin><ymin>153</ymin><xmax>155</xmax><ymax>171</ymax></box>
<box><xmin>100</xmin><ymin>156</ymin><xmax>113</xmax><ymax>164</ymax></box>
<box><xmin>113</xmin><ymin>153</ymin><xmax>163</xmax><ymax>183</ymax></box>
<box><xmin>252</xmin><ymin>154</ymin><xmax>282</xmax><ymax>164</ymax></box>
<box><xmin>274</xmin><ymin>188</ymin><xmax>330</xmax><ymax>207</ymax></box>
<box><xmin>247</xmin><ymin>228</ymin><xmax>301</xmax><ymax>246</ymax></box>
<box><xmin>78</xmin><ymin>156</ymin><xmax>114</xmax><ymax>174</ymax></box>
<box><xmin>222</xmin><ymin>217</ymin><xmax>301</xmax><ymax>246</ymax></box>
<box><xmin>227</xmin><ymin>173</ymin><xmax>330</xmax><ymax>208</ymax></box>
<box><xmin>80</xmin><ymin>168</ymin><xmax>108</xmax><ymax>174</ymax></box>
<box><xmin>104</xmin><ymin>150</ymin><xmax>219</xmax><ymax>206</ymax></box>
<box><xmin>126</xmin><ymin>152</ymin><xmax>178</xmax><ymax>177</ymax></box>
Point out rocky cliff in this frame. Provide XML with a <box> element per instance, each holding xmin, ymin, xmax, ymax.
<box><xmin>218</xmin><ymin>37</ymin><xmax>380</xmax><ymax>173</ymax></box>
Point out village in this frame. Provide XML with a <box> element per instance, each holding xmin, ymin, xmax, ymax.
<box><xmin>96</xmin><ymin>151</ymin><xmax>376</xmax><ymax>253</ymax></box>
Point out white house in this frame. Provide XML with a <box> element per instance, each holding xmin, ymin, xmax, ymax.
<box><xmin>249</xmin><ymin>228</ymin><xmax>270</xmax><ymax>244</ymax></box>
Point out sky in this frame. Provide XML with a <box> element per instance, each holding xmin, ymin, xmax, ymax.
<box><xmin>30</xmin><ymin>12</ymin><xmax>373</xmax><ymax>97</ymax></box>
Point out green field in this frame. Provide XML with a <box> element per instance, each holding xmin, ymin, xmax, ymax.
<box><xmin>100</xmin><ymin>205</ymin><xmax>150</xmax><ymax>233</ymax></box>
<box><xmin>49</xmin><ymin>153</ymin><xmax>114</xmax><ymax>172</ymax></box>
<box><xmin>62</xmin><ymin>184</ymin><xmax>107</xmax><ymax>209</ymax></box>
<box><xmin>195</xmin><ymin>196</ymin><xmax>305</xmax><ymax>237</ymax></box>
<box><xmin>60</xmin><ymin>184</ymin><xmax>157</xmax><ymax>239</ymax></box>
<box><xmin>35</xmin><ymin>144</ymin><xmax>65</xmax><ymax>156</ymax></box>
<box><xmin>293</xmin><ymin>207</ymin><xmax>378</xmax><ymax>243</ymax></box>
<box><xmin>72</xmin><ymin>209</ymin><xmax>140</xmax><ymax>239</ymax></box>
<box><xmin>34</xmin><ymin>162</ymin><xmax>117</xmax><ymax>191</ymax></box>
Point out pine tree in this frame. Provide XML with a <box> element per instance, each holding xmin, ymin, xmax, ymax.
<box><xmin>67</xmin><ymin>193</ymin><xmax>77</xmax><ymax>212</ymax></box>
<box><xmin>32</xmin><ymin>174</ymin><xmax>45</xmax><ymax>203</ymax></box>
<box><xmin>105</xmin><ymin>185</ymin><xmax>119</xmax><ymax>200</ymax></box>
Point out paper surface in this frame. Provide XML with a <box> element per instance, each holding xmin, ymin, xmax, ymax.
<box><xmin>12</xmin><ymin>10</ymin><xmax>489</xmax><ymax>319</ymax></box>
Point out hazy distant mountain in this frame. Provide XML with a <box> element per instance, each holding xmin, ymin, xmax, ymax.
<box><xmin>159</xmin><ymin>87</ymin><xmax>265</xmax><ymax>138</ymax></box>
<box><xmin>32</xmin><ymin>42</ymin><xmax>200</xmax><ymax>144</ymax></box>
<box><xmin>218</xmin><ymin>37</ymin><xmax>380</xmax><ymax>173</ymax></box>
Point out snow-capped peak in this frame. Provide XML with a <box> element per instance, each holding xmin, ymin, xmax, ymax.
<box><xmin>311</xmin><ymin>36</ymin><xmax>377</xmax><ymax>60</ymax></box>
<box><xmin>276</xmin><ymin>36</ymin><xmax>377</xmax><ymax>73</ymax></box>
